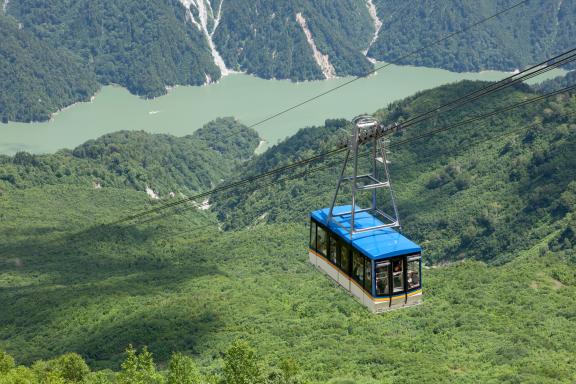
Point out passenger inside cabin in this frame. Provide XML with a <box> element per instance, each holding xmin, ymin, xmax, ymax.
<box><xmin>353</xmin><ymin>265</ymin><xmax>362</xmax><ymax>281</ymax></box>
<box><xmin>407</xmin><ymin>271</ymin><xmax>416</xmax><ymax>289</ymax></box>
<box><xmin>377</xmin><ymin>276</ymin><xmax>389</xmax><ymax>295</ymax></box>
<box><xmin>375</xmin><ymin>261</ymin><xmax>390</xmax><ymax>296</ymax></box>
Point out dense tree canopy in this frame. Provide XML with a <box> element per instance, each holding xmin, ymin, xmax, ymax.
<box><xmin>0</xmin><ymin>117</ymin><xmax>259</xmax><ymax>194</ymax></box>
<box><xmin>0</xmin><ymin>79</ymin><xmax>574</xmax><ymax>383</ymax></box>
<box><xmin>7</xmin><ymin>0</ymin><xmax>220</xmax><ymax>98</ymax></box>
<box><xmin>368</xmin><ymin>0</ymin><xmax>576</xmax><ymax>72</ymax></box>
<box><xmin>213</xmin><ymin>0</ymin><xmax>374</xmax><ymax>80</ymax></box>
<box><xmin>0</xmin><ymin>14</ymin><xmax>99</xmax><ymax>123</ymax></box>
<box><xmin>212</xmin><ymin>81</ymin><xmax>576</xmax><ymax>266</ymax></box>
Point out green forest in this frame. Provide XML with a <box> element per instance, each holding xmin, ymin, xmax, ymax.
<box><xmin>7</xmin><ymin>0</ymin><xmax>221</xmax><ymax>99</ymax></box>
<box><xmin>212</xmin><ymin>0</ymin><xmax>374</xmax><ymax>80</ymax></box>
<box><xmin>0</xmin><ymin>14</ymin><xmax>99</xmax><ymax>123</ymax></box>
<box><xmin>3</xmin><ymin>0</ymin><xmax>576</xmax><ymax>122</ymax></box>
<box><xmin>1</xmin><ymin>0</ymin><xmax>374</xmax><ymax>122</ymax></box>
<box><xmin>369</xmin><ymin>0</ymin><xmax>576</xmax><ymax>72</ymax></box>
<box><xmin>1</xmin><ymin>80</ymin><xmax>575</xmax><ymax>382</ymax></box>
<box><xmin>0</xmin><ymin>117</ymin><xmax>259</xmax><ymax>194</ymax></box>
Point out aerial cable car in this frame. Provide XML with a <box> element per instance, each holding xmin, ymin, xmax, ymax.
<box><xmin>308</xmin><ymin>115</ymin><xmax>422</xmax><ymax>313</ymax></box>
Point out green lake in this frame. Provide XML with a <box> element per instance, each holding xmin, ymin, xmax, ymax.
<box><xmin>0</xmin><ymin>63</ymin><xmax>565</xmax><ymax>155</ymax></box>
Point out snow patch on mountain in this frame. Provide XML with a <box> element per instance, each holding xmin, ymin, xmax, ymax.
<box><xmin>180</xmin><ymin>0</ymin><xmax>230</xmax><ymax>77</ymax></box>
<box><xmin>295</xmin><ymin>12</ymin><xmax>336</xmax><ymax>79</ymax></box>
<box><xmin>556</xmin><ymin>0</ymin><xmax>564</xmax><ymax>27</ymax></box>
<box><xmin>364</xmin><ymin>0</ymin><xmax>382</xmax><ymax>54</ymax></box>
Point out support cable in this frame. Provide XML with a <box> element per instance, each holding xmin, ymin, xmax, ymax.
<box><xmin>127</xmin><ymin>83</ymin><xmax>576</xmax><ymax>228</ymax></box>
<box><xmin>113</xmin><ymin>70</ymin><xmax>576</xmax><ymax>226</ymax></box>
<box><xmin>222</xmin><ymin>0</ymin><xmax>529</xmax><ymax>140</ymax></box>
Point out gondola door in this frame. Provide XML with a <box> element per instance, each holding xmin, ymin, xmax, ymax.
<box><xmin>391</xmin><ymin>258</ymin><xmax>404</xmax><ymax>295</ymax></box>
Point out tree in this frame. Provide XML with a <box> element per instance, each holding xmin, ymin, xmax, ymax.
<box><xmin>223</xmin><ymin>341</ymin><xmax>263</xmax><ymax>384</ymax></box>
<box><xmin>0</xmin><ymin>366</ymin><xmax>37</xmax><ymax>384</ymax></box>
<box><xmin>277</xmin><ymin>358</ymin><xmax>299</xmax><ymax>384</ymax></box>
<box><xmin>84</xmin><ymin>371</ymin><xmax>116</xmax><ymax>384</ymax></box>
<box><xmin>558</xmin><ymin>181</ymin><xmax>576</xmax><ymax>215</ymax></box>
<box><xmin>167</xmin><ymin>353</ymin><xmax>202</xmax><ymax>384</ymax></box>
<box><xmin>53</xmin><ymin>353</ymin><xmax>90</xmax><ymax>383</ymax></box>
<box><xmin>31</xmin><ymin>360</ymin><xmax>53</xmax><ymax>382</ymax></box>
<box><xmin>0</xmin><ymin>351</ymin><xmax>15</xmax><ymax>374</ymax></box>
<box><xmin>31</xmin><ymin>360</ymin><xmax>66</xmax><ymax>384</ymax></box>
<box><xmin>118</xmin><ymin>345</ymin><xmax>164</xmax><ymax>384</ymax></box>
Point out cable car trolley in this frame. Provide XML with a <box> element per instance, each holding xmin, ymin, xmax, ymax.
<box><xmin>308</xmin><ymin>115</ymin><xmax>422</xmax><ymax>313</ymax></box>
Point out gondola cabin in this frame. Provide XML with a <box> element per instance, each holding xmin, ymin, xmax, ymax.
<box><xmin>309</xmin><ymin>205</ymin><xmax>422</xmax><ymax>313</ymax></box>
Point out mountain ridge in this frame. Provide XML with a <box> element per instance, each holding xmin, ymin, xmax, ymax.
<box><xmin>3</xmin><ymin>1</ymin><xmax>576</xmax><ymax>122</ymax></box>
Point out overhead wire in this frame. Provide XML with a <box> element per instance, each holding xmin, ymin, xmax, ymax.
<box><xmin>106</xmin><ymin>0</ymin><xmax>576</xmax><ymax>249</ymax></box>
<box><xmin>221</xmin><ymin>0</ymin><xmax>529</xmax><ymax>140</ymax></box>
<box><xmin>127</xmin><ymin>82</ymin><xmax>576</xmax><ymax>229</ymax></box>
<box><xmin>392</xmin><ymin>83</ymin><xmax>576</xmax><ymax>148</ymax></box>
<box><xmin>109</xmin><ymin>147</ymin><xmax>347</xmax><ymax>224</ymax></box>
<box><xmin>398</xmin><ymin>48</ymin><xmax>576</xmax><ymax>129</ymax></box>
<box><xmin>6</xmin><ymin>81</ymin><xmax>572</xmax><ymax>259</ymax></box>
<box><xmin>0</xmin><ymin>0</ymin><xmax>554</xmax><ymax>253</ymax></box>
<box><xmin>112</xmin><ymin>49</ymin><xmax>576</xmax><ymax>226</ymax></box>
<box><xmin>148</xmin><ymin>159</ymin><xmax>344</xmax><ymax>241</ymax></box>
<box><xmin>142</xmin><ymin>102</ymin><xmax>576</xmax><ymax>242</ymax></box>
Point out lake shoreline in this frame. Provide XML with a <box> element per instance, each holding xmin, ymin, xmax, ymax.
<box><xmin>4</xmin><ymin>64</ymin><xmax>544</xmax><ymax>126</ymax></box>
<box><xmin>0</xmin><ymin>63</ymin><xmax>567</xmax><ymax>156</ymax></box>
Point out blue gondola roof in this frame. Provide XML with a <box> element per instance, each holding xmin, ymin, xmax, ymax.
<box><xmin>310</xmin><ymin>205</ymin><xmax>421</xmax><ymax>260</ymax></box>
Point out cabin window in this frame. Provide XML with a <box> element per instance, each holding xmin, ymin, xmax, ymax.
<box><xmin>352</xmin><ymin>251</ymin><xmax>364</xmax><ymax>286</ymax></box>
<box><xmin>364</xmin><ymin>257</ymin><xmax>372</xmax><ymax>292</ymax></box>
<box><xmin>335</xmin><ymin>241</ymin><xmax>342</xmax><ymax>267</ymax></box>
<box><xmin>375</xmin><ymin>261</ymin><xmax>390</xmax><ymax>296</ymax></box>
<box><xmin>310</xmin><ymin>221</ymin><xmax>317</xmax><ymax>250</ymax></box>
<box><xmin>407</xmin><ymin>255</ymin><xmax>421</xmax><ymax>290</ymax></box>
<box><xmin>329</xmin><ymin>236</ymin><xmax>338</xmax><ymax>265</ymax></box>
<box><xmin>317</xmin><ymin>226</ymin><xmax>328</xmax><ymax>256</ymax></box>
<box><xmin>392</xmin><ymin>258</ymin><xmax>404</xmax><ymax>293</ymax></box>
<box><xmin>340</xmin><ymin>244</ymin><xmax>350</xmax><ymax>274</ymax></box>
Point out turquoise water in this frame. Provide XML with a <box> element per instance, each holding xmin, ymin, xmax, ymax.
<box><xmin>0</xmin><ymin>63</ymin><xmax>565</xmax><ymax>155</ymax></box>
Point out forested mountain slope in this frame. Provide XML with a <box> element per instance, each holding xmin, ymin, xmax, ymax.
<box><xmin>3</xmin><ymin>0</ymin><xmax>373</xmax><ymax>115</ymax></box>
<box><xmin>212</xmin><ymin>81</ymin><xmax>576</xmax><ymax>265</ymax></box>
<box><xmin>0</xmin><ymin>81</ymin><xmax>575</xmax><ymax>382</ymax></box>
<box><xmin>6</xmin><ymin>0</ymin><xmax>220</xmax><ymax>98</ymax></box>
<box><xmin>369</xmin><ymin>0</ymin><xmax>576</xmax><ymax>72</ymax></box>
<box><xmin>0</xmin><ymin>117</ymin><xmax>259</xmax><ymax>194</ymax></box>
<box><xmin>0</xmin><ymin>14</ymin><xmax>99</xmax><ymax>123</ymax></box>
<box><xmin>212</xmin><ymin>0</ymin><xmax>374</xmax><ymax>80</ymax></box>
<box><xmin>5</xmin><ymin>0</ymin><xmax>576</xmax><ymax>122</ymax></box>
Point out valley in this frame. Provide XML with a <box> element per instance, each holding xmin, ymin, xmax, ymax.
<box><xmin>0</xmin><ymin>63</ymin><xmax>565</xmax><ymax>156</ymax></box>
<box><xmin>2</xmin><ymin>0</ymin><xmax>575</xmax><ymax>125</ymax></box>
<box><xmin>1</xmin><ymin>1</ymin><xmax>575</xmax><ymax>382</ymax></box>
<box><xmin>0</xmin><ymin>80</ymin><xmax>574</xmax><ymax>382</ymax></box>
